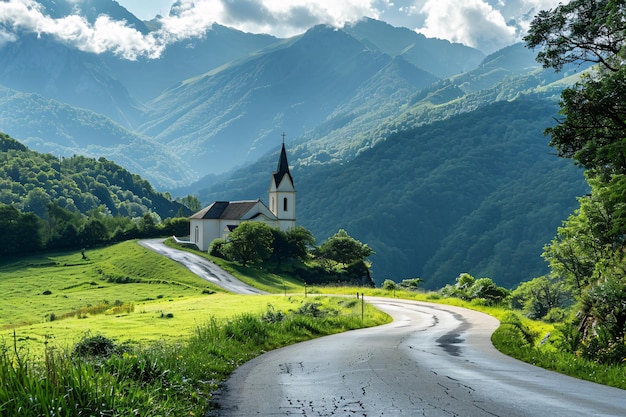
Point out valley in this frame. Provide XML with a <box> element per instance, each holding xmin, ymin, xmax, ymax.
<box><xmin>0</xmin><ymin>0</ymin><xmax>595</xmax><ymax>288</ymax></box>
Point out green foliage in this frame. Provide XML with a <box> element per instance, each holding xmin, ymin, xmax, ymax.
<box><xmin>397</xmin><ymin>278</ymin><xmax>424</xmax><ymax>290</ymax></box>
<box><xmin>0</xmin><ymin>131</ymin><xmax>188</xmax><ymax>221</ymax></box>
<box><xmin>525</xmin><ymin>0</ymin><xmax>626</xmax><ymax>365</ymax></box>
<box><xmin>382</xmin><ymin>279</ymin><xmax>397</xmax><ymax>290</ymax></box>
<box><xmin>318</xmin><ymin>229</ymin><xmax>373</xmax><ymax>265</ymax></box>
<box><xmin>442</xmin><ymin>273</ymin><xmax>508</xmax><ymax>305</ymax></box>
<box><xmin>510</xmin><ymin>276</ymin><xmax>573</xmax><ymax>320</ymax></box>
<box><xmin>223</xmin><ymin>222</ymin><xmax>274</xmax><ymax>266</ymax></box>
<box><xmin>73</xmin><ymin>333</ymin><xmax>121</xmax><ymax>359</ymax></box>
<box><xmin>0</xmin><ymin>132</ymin><xmax>192</xmax><ymax>255</ymax></box>
<box><xmin>209</xmin><ymin>238</ymin><xmax>228</xmax><ymax>258</ymax></box>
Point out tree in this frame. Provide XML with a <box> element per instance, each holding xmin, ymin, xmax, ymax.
<box><xmin>525</xmin><ymin>0</ymin><xmax>626</xmax><ymax>72</ymax></box>
<box><xmin>0</xmin><ymin>204</ymin><xmax>45</xmax><ymax>256</ymax></box>
<box><xmin>224</xmin><ymin>222</ymin><xmax>274</xmax><ymax>266</ymax></box>
<box><xmin>510</xmin><ymin>276</ymin><xmax>573</xmax><ymax>320</ymax></box>
<box><xmin>526</xmin><ymin>0</ymin><xmax>626</xmax><ymax>358</ymax></box>
<box><xmin>285</xmin><ymin>226</ymin><xmax>316</xmax><ymax>262</ymax></box>
<box><xmin>525</xmin><ymin>0</ymin><xmax>626</xmax><ymax>178</ymax></box>
<box><xmin>319</xmin><ymin>229</ymin><xmax>373</xmax><ymax>265</ymax></box>
<box><xmin>178</xmin><ymin>195</ymin><xmax>201</xmax><ymax>212</ymax></box>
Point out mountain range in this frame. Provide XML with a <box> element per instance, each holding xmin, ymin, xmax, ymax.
<box><xmin>0</xmin><ymin>0</ymin><xmax>591</xmax><ymax>287</ymax></box>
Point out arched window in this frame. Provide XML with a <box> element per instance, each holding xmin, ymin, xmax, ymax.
<box><xmin>194</xmin><ymin>225</ymin><xmax>199</xmax><ymax>243</ymax></box>
<box><xmin>283</xmin><ymin>197</ymin><xmax>288</xmax><ymax>212</ymax></box>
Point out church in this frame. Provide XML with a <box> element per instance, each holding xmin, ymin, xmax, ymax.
<box><xmin>189</xmin><ymin>141</ymin><xmax>296</xmax><ymax>251</ymax></box>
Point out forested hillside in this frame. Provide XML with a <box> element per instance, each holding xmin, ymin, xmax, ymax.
<box><xmin>0</xmin><ymin>133</ymin><xmax>187</xmax><ymax>219</ymax></box>
<box><xmin>196</xmin><ymin>99</ymin><xmax>588</xmax><ymax>289</ymax></box>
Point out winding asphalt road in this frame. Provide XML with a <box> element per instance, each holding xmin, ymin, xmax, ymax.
<box><xmin>138</xmin><ymin>238</ymin><xmax>266</xmax><ymax>294</ymax></box>
<box><xmin>216</xmin><ymin>298</ymin><xmax>626</xmax><ymax>416</ymax></box>
<box><xmin>139</xmin><ymin>241</ymin><xmax>625</xmax><ymax>415</ymax></box>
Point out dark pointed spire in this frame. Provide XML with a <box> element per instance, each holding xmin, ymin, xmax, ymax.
<box><xmin>273</xmin><ymin>138</ymin><xmax>293</xmax><ymax>187</ymax></box>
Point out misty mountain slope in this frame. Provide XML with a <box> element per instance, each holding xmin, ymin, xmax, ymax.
<box><xmin>0</xmin><ymin>85</ymin><xmax>196</xmax><ymax>189</ymax></box>
<box><xmin>192</xmin><ymin>98</ymin><xmax>587</xmax><ymax>289</ymax></box>
<box><xmin>138</xmin><ymin>24</ymin><xmax>436</xmax><ymax>174</ymax></box>
<box><xmin>0</xmin><ymin>35</ymin><xmax>143</xmax><ymax>127</ymax></box>
<box><xmin>343</xmin><ymin>17</ymin><xmax>485</xmax><ymax>78</ymax></box>
<box><xmin>280</xmin><ymin>43</ymin><xmax>568</xmax><ymax>172</ymax></box>
<box><xmin>297</xmin><ymin>99</ymin><xmax>587</xmax><ymax>289</ymax></box>
<box><xmin>103</xmin><ymin>24</ymin><xmax>280</xmax><ymax>101</ymax></box>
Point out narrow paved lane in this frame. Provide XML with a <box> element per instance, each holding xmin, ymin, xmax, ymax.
<box><xmin>217</xmin><ymin>298</ymin><xmax>626</xmax><ymax>416</ymax></box>
<box><xmin>138</xmin><ymin>239</ymin><xmax>266</xmax><ymax>294</ymax></box>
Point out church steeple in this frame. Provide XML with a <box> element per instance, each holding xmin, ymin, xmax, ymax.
<box><xmin>269</xmin><ymin>134</ymin><xmax>296</xmax><ymax>230</ymax></box>
<box><xmin>273</xmin><ymin>141</ymin><xmax>293</xmax><ymax>188</ymax></box>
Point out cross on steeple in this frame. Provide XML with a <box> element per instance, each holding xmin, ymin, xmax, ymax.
<box><xmin>281</xmin><ymin>132</ymin><xmax>286</xmax><ymax>144</ymax></box>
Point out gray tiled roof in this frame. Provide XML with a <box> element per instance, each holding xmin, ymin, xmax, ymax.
<box><xmin>190</xmin><ymin>200</ymin><xmax>260</xmax><ymax>220</ymax></box>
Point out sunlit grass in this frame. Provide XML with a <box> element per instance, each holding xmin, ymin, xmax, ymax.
<box><xmin>0</xmin><ymin>296</ymin><xmax>390</xmax><ymax>416</ymax></box>
<box><xmin>0</xmin><ymin>241</ymin><xmax>223</xmax><ymax>329</ymax></box>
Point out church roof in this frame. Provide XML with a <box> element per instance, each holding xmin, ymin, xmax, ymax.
<box><xmin>190</xmin><ymin>200</ymin><xmax>261</xmax><ymax>220</ymax></box>
<box><xmin>272</xmin><ymin>142</ymin><xmax>294</xmax><ymax>187</ymax></box>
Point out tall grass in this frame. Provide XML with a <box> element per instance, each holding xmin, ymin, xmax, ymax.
<box><xmin>0</xmin><ymin>297</ymin><xmax>390</xmax><ymax>416</ymax></box>
<box><xmin>491</xmin><ymin>311</ymin><xmax>626</xmax><ymax>390</ymax></box>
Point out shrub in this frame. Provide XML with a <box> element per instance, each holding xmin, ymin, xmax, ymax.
<box><xmin>261</xmin><ymin>304</ymin><xmax>286</xmax><ymax>323</ymax></box>
<box><xmin>295</xmin><ymin>302</ymin><xmax>325</xmax><ymax>318</ymax></box>
<box><xmin>382</xmin><ymin>279</ymin><xmax>396</xmax><ymax>290</ymax></box>
<box><xmin>209</xmin><ymin>238</ymin><xmax>228</xmax><ymax>258</ymax></box>
<box><xmin>543</xmin><ymin>307</ymin><xmax>568</xmax><ymax>323</ymax></box>
<box><xmin>73</xmin><ymin>334</ymin><xmax>118</xmax><ymax>358</ymax></box>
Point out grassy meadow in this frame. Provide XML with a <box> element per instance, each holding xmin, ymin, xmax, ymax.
<box><xmin>0</xmin><ymin>240</ymin><xmax>391</xmax><ymax>416</ymax></box>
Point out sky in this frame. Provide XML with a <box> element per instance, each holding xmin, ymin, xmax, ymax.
<box><xmin>0</xmin><ymin>0</ymin><xmax>562</xmax><ymax>60</ymax></box>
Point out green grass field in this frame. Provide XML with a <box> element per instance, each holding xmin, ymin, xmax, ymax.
<box><xmin>0</xmin><ymin>240</ymin><xmax>392</xmax><ymax>416</ymax></box>
<box><xmin>0</xmin><ymin>241</ymin><xmax>315</xmax><ymax>355</ymax></box>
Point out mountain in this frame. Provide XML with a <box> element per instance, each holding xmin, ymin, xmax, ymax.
<box><xmin>343</xmin><ymin>18</ymin><xmax>485</xmax><ymax>78</ymax></box>
<box><xmin>0</xmin><ymin>1</ymin><xmax>593</xmax><ymax>289</ymax></box>
<box><xmin>102</xmin><ymin>23</ymin><xmax>279</xmax><ymax>102</ymax></box>
<box><xmin>194</xmin><ymin>99</ymin><xmax>588</xmax><ymax>289</ymax></box>
<box><xmin>0</xmin><ymin>34</ymin><xmax>143</xmax><ymax>127</ymax></box>
<box><xmin>0</xmin><ymin>85</ymin><xmax>196</xmax><ymax>189</ymax></box>
<box><xmin>138</xmin><ymin>24</ymin><xmax>441</xmax><ymax>174</ymax></box>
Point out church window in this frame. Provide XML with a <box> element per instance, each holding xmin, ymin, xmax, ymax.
<box><xmin>283</xmin><ymin>197</ymin><xmax>288</xmax><ymax>212</ymax></box>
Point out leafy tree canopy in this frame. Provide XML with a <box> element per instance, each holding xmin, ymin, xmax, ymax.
<box><xmin>319</xmin><ymin>229</ymin><xmax>373</xmax><ymax>265</ymax></box>
<box><xmin>526</xmin><ymin>0</ymin><xmax>626</xmax><ymax>360</ymax></box>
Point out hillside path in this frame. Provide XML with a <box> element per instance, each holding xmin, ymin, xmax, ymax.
<box><xmin>138</xmin><ymin>239</ymin><xmax>266</xmax><ymax>294</ymax></box>
<box><xmin>216</xmin><ymin>298</ymin><xmax>626</xmax><ymax>416</ymax></box>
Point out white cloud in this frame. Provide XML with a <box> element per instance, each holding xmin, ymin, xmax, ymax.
<box><xmin>413</xmin><ymin>0</ymin><xmax>562</xmax><ymax>53</ymax></box>
<box><xmin>0</xmin><ymin>0</ymin><xmax>165</xmax><ymax>59</ymax></box>
<box><xmin>417</xmin><ymin>0</ymin><xmax>516</xmax><ymax>53</ymax></box>
<box><xmin>0</xmin><ymin>0</ymin><xmax>563</xmax><ymax>59</ymax></box>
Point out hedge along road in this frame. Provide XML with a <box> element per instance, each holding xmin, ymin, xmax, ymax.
<box><xmin>138</xmin><ymin>238</ymin><xmax>266</xmax><ymax>294</ymax></box>
<box><xmin>216</xmin><ymin>298</ymin><xmax>626</xmax><ymax>417</ymax></box>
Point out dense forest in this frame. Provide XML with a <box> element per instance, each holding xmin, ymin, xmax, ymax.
<box><xmin>0</xmin><ymin>133</ymin><xmax>191</xmax><ymax>256</ymax></box>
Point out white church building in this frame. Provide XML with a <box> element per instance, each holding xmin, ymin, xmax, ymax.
<box><xmin>189</xmin><ymin>142</ymin><xmax>296</xmax><ymax>251</ymax></box>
